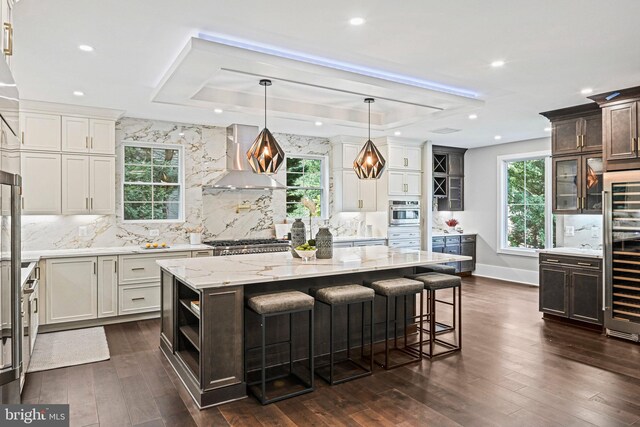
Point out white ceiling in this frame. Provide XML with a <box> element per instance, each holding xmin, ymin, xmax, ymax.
<box><xmin>12</xmin><ymin>0</ymin><xmax>640</xmax><ymax>148</ymax></box>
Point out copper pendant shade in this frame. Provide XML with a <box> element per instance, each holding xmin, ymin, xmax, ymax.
<box><xmin>247</xmin><ymin>79</ymin><xmax>285</xmax><ymax>174</ymax></box>
<box><xmin>353</xmin><ymin>98</ymin><xmax>386</xmax><ymax>179</ymax></box>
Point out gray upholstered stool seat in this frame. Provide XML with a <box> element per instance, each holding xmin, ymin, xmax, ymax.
<box><xmin>364</xmin><ymin>278</ymin><xmax>424</xmax><ymax>297</ymax></box>
<box><xmin>311</xmin><ymin>284</ymin><xmax>374</xmax><ymax>305</ymax></box>
<box><xmin>407</xmin><ymin>272</ymin><xmax>462</xmax><ymax>290</ymax></box>
<box><xmin>247</xmin><ymin>291</ymin><xmax>314</xmax><ymax>315</ymax></box>
<box><xmin>415</xmin><ymin>264</ymin><xmax>456</xmax><ymax>275</ymax></box>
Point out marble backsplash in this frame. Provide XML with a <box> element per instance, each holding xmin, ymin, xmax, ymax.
<box><xmin>555</xmin><ymin>214</ymin><xmax>602</xmax><ymax>250</ymax></box>
<box><xmin>21</xmin><ymin>117</ymin><xmax>372</xmax><ymax>251</ymax></box>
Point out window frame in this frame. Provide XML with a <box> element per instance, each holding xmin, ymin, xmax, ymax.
<box><xmin>285</xmin><ymin>154</ymin><xmax>329</xmax><ymax>220</ymax></box>
<box><xmin>121</xmin><ymin>141</ymin><xmax>185</xmax><ymax>223</ymax></box>
<box><xmin>497</xmin><ymin>151</ymin><xmax>552</xmax><ymax>257</ymax></box>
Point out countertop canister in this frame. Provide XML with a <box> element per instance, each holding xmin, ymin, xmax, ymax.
<box><xmin>290</xmin><ymin>219</ymin><xmax>306</xmax><ymax>258</ymax></box>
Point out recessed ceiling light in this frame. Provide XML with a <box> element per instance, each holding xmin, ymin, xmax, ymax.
<box><xmin>491</xmin><ymin>60</ymin><xmax>505</xmax><ymax>68</ymax></box>
<box><xmin>73</xmin><ymin>91</ymin><xmax>84</xmax><ymax>96</ymax></box>
<box><xmin>468</xmin><ymin>114</ymin><xmax>478</xmax><ymax>120</ymax></box>
<box><xmin>349</xmin><ymin>17</ymin><xmax>365</xmax><ymax>26</ymax></box>
<box><xmin>581</xmin><ymin>88</ymin><xmax>593</xmax><ymax>95</ymax></box>
<box><xmin>78</xmin><ymin>44</ymin><xmax>94</xmax><ymax>52</ymax></box>
<box><xmin>314</xmin><ymin>121</ymin><xmax>323</xmax><ymax>126</ymax></box>
<box><xmin>394</xmin><ymin>131</ymin><xmax>402</xmax><ymax>136</ymax></box>
<box><xmin>494</xmin><ymin>135</ymin><xmax>502</xmax><ymax>140</ymax></box>
<box><xmin>544</xmin><ymin>127</ymin><xmax>552</xmax><ymax>132</ymax></box>
<box><xmin>213</xmin><ymin>108</ymin><xmax>223</xmax><ymax>114</ymax></box>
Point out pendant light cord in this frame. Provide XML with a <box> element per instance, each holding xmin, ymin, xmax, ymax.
<box><xmin>264</xmin><ymin>83</ymin><xmax>267</xmax><ymax>129</ymax></box>
<box><xmin>368</xmin><ymin>101</ymin><xmax>371</xmax><ymax>140</ymax></box>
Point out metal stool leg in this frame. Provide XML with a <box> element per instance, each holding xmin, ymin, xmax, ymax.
<box><xmin>329</xmin><ymin>304</ymin><xmax>334</xmax><ymax>384</ymax></box>
<box><xmin>261</xmin><ymin>314</ymin><xmax>267</xmax><ymax>404</ymax></box>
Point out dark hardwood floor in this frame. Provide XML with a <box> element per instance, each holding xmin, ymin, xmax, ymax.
<box><xmin>23</xmin><ymin>275</ymin><xmax>640</xmax><ymax>426</ymax></box>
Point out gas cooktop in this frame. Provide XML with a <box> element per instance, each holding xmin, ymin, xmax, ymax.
<box><xmin>203</xmin><ymin>238</ymin><xmax>290</xmax><ymax>256</ymax></box>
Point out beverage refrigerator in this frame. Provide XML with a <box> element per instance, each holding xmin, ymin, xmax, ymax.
<box><xmin>603</xmin><ymin>171</ymin><xmax>640</xmax><ymax>342</ymax></box>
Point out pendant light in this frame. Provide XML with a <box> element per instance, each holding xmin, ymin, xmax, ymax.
<box><xmin>354</xmin><ymin>98</ymin><xmax>386</xmax><ymax>179</ymax></box>
<box><xmin>247</xmin><ymin>79</ymin><xmax>285</xmax><ymax>174</ymax></box>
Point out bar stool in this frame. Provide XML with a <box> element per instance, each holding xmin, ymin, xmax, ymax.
<box><xmin>415</xmin><ymin>264</ymin><xmax>456</xmax><ymax>275</ymax></box>
<box><xmin>245</xmin><ymin>290</ymin><xmax>314</xmax><ymax>404</ymax></box>
<box><xmin>311</xmin><ymin>284</ymin><xmax>374</xmax><ymax>385</ymax></box>
<box><xmin>364</xmin><ymin>278</ymin><xmax>424</xmax><ymax>369</ymax></box>
<box><xmin>405</xmin><ymin>272</ymin><xmax>462</xmax><ymax>358</ymax></box>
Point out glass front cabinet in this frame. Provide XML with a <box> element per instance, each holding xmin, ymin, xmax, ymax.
<box><xmin>552</xmin><ymin>155</ymin><xmax>603</xmax><ymax>214</ymax></box>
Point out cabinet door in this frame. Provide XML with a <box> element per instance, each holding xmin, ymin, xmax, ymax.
<box><xmin>552</xmin><ymin>156</ymin><xmax>580</xmax><ymax>214</ymax></box>
<box><xmin>388</xmin><ymin>171</ymin><xmax>406</xmax><ymax>196</ymax></box>
<box><xmin>447</xmin><ymin>153</ymin><xmax>464</xmax><ymax>176</ymax></box>
<box><xmin>387</xmin><ymin>145</ymin><xmax>406</xmax><ymax>169</ymax></box>
<box><xmin>460</xmin><ymin>241</ymin><xmax>475</xmax><ymax>272</ymax></box>
<box><xmin>341</xmin><ymin>144</ymin><xmax>360</xmax><ymax>169</ymax></box>
<box><xmin>581</xmin><ymin>114</ymin><xmax>603</xmax><ymax>153</ymax></box>
<box><xmin>359</xmin><ymin>179</ymin><xmax>377</xmax><ymax>212</ymax></box>
<box><xmin>61</xmin><ymin>116</ymin><xmax>89</xmax><ymax>153</ymax></box>
<box><xmin>582</xmin><ymin>156</ymin><xmax>603</xmax><ymax>214</ymax></box>
<box><xmin>405</xmin><ymin>172</ymin><xmax>421</xmax><ymax>196</ymax></box>
<box><xmin>21</xmin><ymin>152</ymin><xmax>61</xmax><ymax>214</ymax></box>
<box><xmin>603</xmin><ymin>102</ymin><xmax>637</xmax><ymax>161</ymax></box>
<box><xmin>444</xmin><ymin>245</ymin><xmax>461</xmax><ymax>273</ymax></box>
<box><xmin>89</xmin><ymin>119</ymin><xmax>115</xmax><ymax>155</ymax></box>
<box><xmin>405</xmin><ymin>146</ymin><xmax>422</xmax><ymax>171</ymax></box>
<box><xmin>97</xmin><ymin>256</ymin><xmax>118</xmax><ymax>318</ymax></box>
<box><xmin>341</xmin><ymin>170</ymin><xmax>360</xmax><ymax>212</ymax></box>
<box><xmin>552</xmin><ymin>118</ymin><xmax>580</xmax><ymax>155</ymax></box>
<box><xmin>441</xmin><ymin>176</ymin><xmax>463</xmax><ymax>211</ymax></box>
<box><xmin>539</xmin><ymin>265</ymin><xmax>569</xmax><ymax>316</ymax></box>
<box><xmin>569</xmin><ymin>269</ymin><xmax>602</xmax><ymax>325</ymax></box>
<box><xmin>90</xmin><ymin>156</ymin><xmax>115</xmax><ymax>214</ymax></box>
<box><xmin>46</xmin><ymin>257</ymin><xmax>98</xmax><ymax>323</ymax></box>
<box><xmin>61</xmin><ymin>155</ymin><xmax>90</xmax><ymax>214</ymax></box>
<box><xmin>19</xmin><ymin>113</ymin><xmax>61</xmax><ymax>151</ymax></box>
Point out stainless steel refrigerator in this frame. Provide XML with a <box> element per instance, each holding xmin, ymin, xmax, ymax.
<box><xmin>603</xmin><ymin>171</ymin><xmax>640</xmax><ymax>342</ymax></box>
<box><xmin>0</xmin><ymin>52</ymin><xmax>22</xmax><ymax>402</ymax></box>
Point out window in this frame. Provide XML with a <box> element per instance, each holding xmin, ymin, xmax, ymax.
<box><xmin>498</xmin><ymin>152</ymin><xmax>552</xmax><ymax>255</ymax></box>
<box><xmin>286</xmin><ymin>156</ymin><xmax>327</xmax><ymax>218</ymax></box>
<box><xmin>123</xmin><ymin>143</ymin><xmax>184</xmax><ymax>221</ymax></box>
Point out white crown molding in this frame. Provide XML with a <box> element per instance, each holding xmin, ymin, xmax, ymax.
<box><xmin>19</xmin><ymin>99</ymin><xmax>124</xmax><ymax>120</ymax></box>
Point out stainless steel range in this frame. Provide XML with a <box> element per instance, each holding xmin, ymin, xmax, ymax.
<box><xmin>203</xmin><ymin>239</ymin><xmax>291</xmax><ymax>256</ymax></box>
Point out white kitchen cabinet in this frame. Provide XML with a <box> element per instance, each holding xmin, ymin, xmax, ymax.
<box><xmin>119</xmin><ymin>252</ymin><xmax>190</xmax><ymax>285</ymax></box>
<box><xmin>192</xmin><ymin>249</ymin><xmax>214</xmax><ymax>257</ymax></box>
<box><xmin>61</xmin><ymin>154</ymin><xmax>89</xmax><ymax>214</ymax></box>
<box><xmin>97</xmin><ymin>256</ymin><xmax>118</xmax><ymax>318</ymax></box>
<box><xmin>340</xmin><ymin>170</ymin><xmax>377</xmax><ymax>212</ymax></box>
<box><xmin>90</xmin><ymin>156</ymin><xmax>115</xmax><ymax>214</ymax></box>
<box><xmin>388</xmin><ymin>145</ymin><xmax>406</xmax><ymax>169</ymax></box>
<box><xmin>19</xmin><ymin>113</ymin><xmax>61</xmax><ymax>151</ymax></box>
<box><xmin>45</xmin><ymin>257</ymin><xmax>97</xmax><ymax>324</ymax></box>
<box><xmin>61</xmin><ymin>116</ymin><xmax>90</xmax><ymax>153</ymax></box>
<box><xmin>21</xmin><ymin>152</ymin><xmax>61</xmax><ymax>214</ymax></box>
<box><xmin>388</xmin><ymin>171</ymin><xmax>421</xmax><ymax>196</ymax></box>
<box><xmin>89</xmin><ymin>119</ymin><xmax>115</xmax><ymax>155</ymax></box>
<box><xmin>340</xmin><ymin>143</ymin><xmax>361</xmax><ymax>168</ymax></box>
<box><xmin>387</xmin><ymin>144</ymin><xmax>422</xmax><ymax>171</ymax></box>
<box><xmin>119</xmin><ymin>283</ymin><xmax>161</xmax><ymax>315</ymax></box>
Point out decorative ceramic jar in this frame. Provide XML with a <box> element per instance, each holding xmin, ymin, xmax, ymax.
<box><xmin>315</xmin><ymin>227</ymin><xmax>333</xmax><ymax>259</ymax></box>
<box><xmin>290</xmin><ymin>219</ymin><xmax>306</xmax><ymax>258</ymax></box>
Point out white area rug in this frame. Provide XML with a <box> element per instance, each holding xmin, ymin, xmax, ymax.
<box><xmin>28</xmin><ymin>327</ymin><xmax>110</xmax><ymax>372</ymax></box>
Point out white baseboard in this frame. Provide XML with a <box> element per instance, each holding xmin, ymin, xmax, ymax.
<box><xmin>473</xmin><ymin>263</ymin><xmax>539</xmax><ymax>286</ymax></box>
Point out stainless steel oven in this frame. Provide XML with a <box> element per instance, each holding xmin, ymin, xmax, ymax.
<box><xmin>389</xmin><ymin>200</ymin><xmax>420</xmax><ymax>226</ymax></box>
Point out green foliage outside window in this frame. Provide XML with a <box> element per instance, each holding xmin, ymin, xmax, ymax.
<box><xmin>506</xmin><ymin>158</ymin><xmax>546</xmax><ymax>249</ymax></box>
<box><xmin>123</xmin><ymin>145</ymin><xmax>181</xmax><ymax>220</ymax></box>
<box><xmin>286</xmin><ymin>157</ymin><xmax>323</xmax><ymax>218</ymax></box>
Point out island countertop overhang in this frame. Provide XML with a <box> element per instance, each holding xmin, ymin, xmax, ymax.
<box><xmin>157</xmin><ymin>246</ymin><xmax>471</xmax><ymax>289</ymax></box>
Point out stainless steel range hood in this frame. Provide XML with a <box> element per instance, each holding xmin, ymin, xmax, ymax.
<box><xmin>208</xmin><ymin>124</ymin><xmax>285</xmax><ymax>190</ymax></box>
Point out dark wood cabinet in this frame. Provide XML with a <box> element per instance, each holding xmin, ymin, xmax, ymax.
<box><xmin>433</xmin><ymin>146</ymin><xmax>466</xmax><ymax>212</ymax></box>
<box><xmin>552</xmin><ymin>154</ymin><xmax>603</xmax><ymax>214</ymax></box>
<box><xmin>432</xmin><ymin>234</ymin><xmax>475</xmax><ymax>273</ymax></box>
<box><xmin>161</xmin><ymin>270</ymin><xmax>174</xmax><ymax>351</ymax></box>
<box><xmin>539</xmin><ymin>253</ymin><xmax>602</xmax><ymax>325</ymax></box>
<box><xmin>541</xmin><ymin>103</ymin><xmax>602</xmax><ymax>157</ymax></box>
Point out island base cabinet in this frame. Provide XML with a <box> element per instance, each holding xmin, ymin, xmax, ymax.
<box><xmin>161</xmin><ymin>270</ymin><xmax>174</xmax><ymax>351</ymax></box>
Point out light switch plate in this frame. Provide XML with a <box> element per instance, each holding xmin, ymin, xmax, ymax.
<box><xmin>564</xmin><ymin>226</ymin><xmax>575</xmax><ymax>237</ymax></box>
<box><xmin>149</xmin><ymin>229</ymin><xmax>160</xmax><ymax>237</ymax></box>
<box><xmin>591</xmin><ymin>226</ymin><xmax>600</xmax><ymax>238</ymax></box>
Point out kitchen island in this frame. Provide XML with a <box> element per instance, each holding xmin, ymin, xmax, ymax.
<box><xmin>157</xmin><ymin>246</ymin><xmax>470</xmax><ymax>408</ymax></box>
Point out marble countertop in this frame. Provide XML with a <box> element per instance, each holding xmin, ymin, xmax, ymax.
<box><xmin>333</xmin><ymin>236</ymin><xmax>387</xmax><ymax>242</ymax></box>
<box><xmin>538</xmin><ymin>247</ymin><xmax>603</xmax><ymax>259</ymax></box>
<box><xmin>432</xmin><ymin>231</ymin><xmax>477</xmax><ymax>237</ymax></box>
<box><xmin>157</xmin><ymin>246</ymin><xmax>471</xmax><ymax>289</ymax></box>
<box><xmin>21</xmin><ymin>244</ymin><xmax>212</xmax><ymax>263</ymax></box>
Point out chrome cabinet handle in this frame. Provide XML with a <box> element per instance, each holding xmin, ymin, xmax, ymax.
<box><xmin>93</xmin><ymin>262</ymin><xmax>97</xmax><ymax>275</ymax></box>
<box><xmin>21</xmin><ymin>131</ymin><xmax>24</xmax><ymax>144</ymax></box>
<box><xmin>35</xmin><ymin>266</ymin><xmax>40</xmax><ymax>280</ymax></box>
<box><xmin>90</xmin><ymin>198</ymin><xmax>93</xmax><ymax>210</ymax></box>
<box><xmin>85</xmin><ymin>198</ymin><xmax>89</xmax><ymax>210</ymax></box>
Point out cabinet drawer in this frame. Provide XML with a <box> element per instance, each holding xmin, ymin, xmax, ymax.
<box><xmin>389</xmin><ymin>230</ymin><xmax>421</xmax><ymax>239</ymax></box>
<box><xmin>540</xmin><ymin>254</ymin><xmax>601</xmax><ymax>269</ymax></box>
<box><xmin>432</xmin><ymin>237</ymin><xmax>445</xmax><ymax>246</ymax></box>
<box><xmin>461</xmin><ymin>235</ymin><xmax>476</xmax><ymax>243</ymax></box>
<box><xmin>389</xmin><ymin>239</ymin><xmax>421</xmax><ymax>248</ymax></box>
<box><xmin>445</xmin><ymin>236</ymin><xmax>461</xmax><ymax>245</ymax></box>
<box><xmin>192</xmin><ymin>250</ymin><xmax>213</xmax><ymax>258</ymax></box>
<box><xmin>119</xmin><ymin>283</ymin><xmax>160</xmax><ymax>315</ymax></box>
<box><xmin>353</xmin><ymin>240</ymin><xmax>387</xmax><ymax>247</ymax></box>
<box><xmin>119</xmin><ymin>252</ymin><xmax>190</xmax><ymax>284</ymax></box>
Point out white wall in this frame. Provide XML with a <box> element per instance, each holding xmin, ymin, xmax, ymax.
<box><xmin>452</xmin><ymin>137</ymin><xmax>551</xmax><ymax>285</ymax></box>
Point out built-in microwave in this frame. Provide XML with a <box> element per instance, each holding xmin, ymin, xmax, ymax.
<box><xmin>389</xmin><ymin>200</ymin><xmax>420</xmax><ymax>225</ymax></box>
